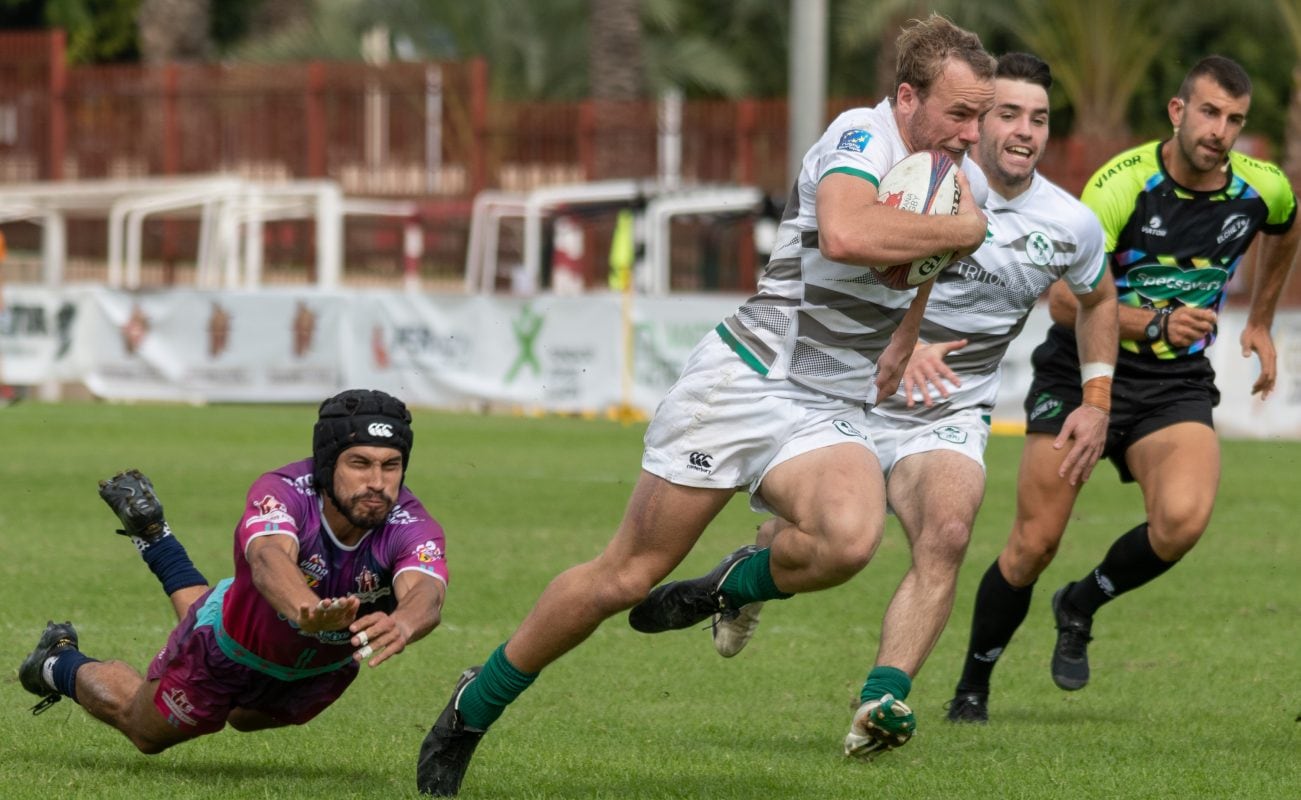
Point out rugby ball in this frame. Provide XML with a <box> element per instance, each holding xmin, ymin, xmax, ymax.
<box><xmin>874</xmin><ymin>150</ymin><xmax>961</xmax><ymax>289</ymax></box>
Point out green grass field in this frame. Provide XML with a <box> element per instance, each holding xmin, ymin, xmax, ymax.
<box><xmin>1</xmin><ymin>403</ymin><xmax>1298</xmax><ymax>799</ymax></box>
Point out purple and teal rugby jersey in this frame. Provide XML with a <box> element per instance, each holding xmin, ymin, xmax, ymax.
<box><xmin>220</xmin><ymin>458</ymin><xmax>448</xmax><ymax>675</ymax></box>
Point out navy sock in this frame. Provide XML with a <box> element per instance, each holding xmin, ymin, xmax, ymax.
<box><xmin>141</xmin><ymin>535</ymin><xmax>208</xmax><ymax>596</ymax></box>
<box><xmin>1066</xmin><ymin>522</ymin><xmax>1177</xmax><ymax>616</ymax></box>
<box><xmin>457</xmin><ymin>643</ymin><xmax>538</xmax><ymax>731</ymax></box>
<box><xmin>50</xmin><ymin>650</ymin><xmax>97</xmax><ymax>702</ymax></box>
<box><xmin>956</xmin><ymin>560</ymin><xmax>1034</xmax><ymax>694</ymax></box>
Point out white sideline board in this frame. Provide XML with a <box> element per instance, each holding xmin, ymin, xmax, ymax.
<box><xmin>3</xmin><ymin>285</ymin><xmax>1301</xmax><ymax>440</ymax></box>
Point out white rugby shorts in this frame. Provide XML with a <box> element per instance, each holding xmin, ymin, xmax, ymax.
<box><xmin>642</xmin><ymin>332</ymin><xmax>878</xmax><ymax>512</ymax></box>
<box><xmin>868</xmin><ymin>406</ymin><xmax>990</xmax><ymax>479</ymax></box>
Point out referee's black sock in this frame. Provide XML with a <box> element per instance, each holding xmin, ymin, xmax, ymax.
<box><xmin>1064</xmin><ymin>522</ymin><xmax>1177</xmax><ymax>617</ymax></box>
<box><xmin>955</xmin><ymin>559</ymin><xmax>1034</xmax><ymax>694</ymax></box>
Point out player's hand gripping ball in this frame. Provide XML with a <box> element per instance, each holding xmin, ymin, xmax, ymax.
<box><xmin>874</xmin><ymin>149</ymin><xmax>962</xmax><ymax>290</ymax></box>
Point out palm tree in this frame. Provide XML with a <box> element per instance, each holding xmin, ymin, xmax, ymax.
<box><xmin>987</xmin><ymin>0</ymin><xmax>1185</xmax><ymax>179</ymax></box>
<box><xmin>224</xmin><ymin>0</ymin><xmax>388</xmax><ymax>62</ymax></box>
<box><xmin>1275</xmin><ymin>0</ymin><xmax>1301</xmax><ymax>183</ymax></box>
<box><xmin>640</xmin><ymin>0</ymin><xmax>783</xmax><ymax>98</ymax></box>
<box><xmin>137</xmin><ymin>0</ymin><xmax>214</xmax><ymax>62</ymax></box>
<box><xmin>589</xmin><ymin>0</ymin><xmax>648</xmax><ymax>178</ymax></box>
<box><xmin>834</xmin><ymin>0</ymin><xmax>954</xmax><ymax>101</ymax></box>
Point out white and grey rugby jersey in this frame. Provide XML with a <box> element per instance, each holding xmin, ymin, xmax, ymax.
<box><xmin>716</xmin><ymin>99</ymin><xmax>988</xmax><ymax>405</ymax></box>
<box><xmin>873</xmin><ymin>171</ymin><xmax>1107</xmax><ymax>423</ymax></box>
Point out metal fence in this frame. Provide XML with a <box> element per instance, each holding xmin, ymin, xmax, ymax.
<box><xmin>0</xmin><ymin>31</ymin><xmax>1294</xmax><ymax>304</ymax></box>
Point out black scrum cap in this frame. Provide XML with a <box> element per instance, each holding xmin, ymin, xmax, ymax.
<box><xmin>312</xmin><ymin>389</ymin><xmax>413</xmax><ymax>499</ymax></box>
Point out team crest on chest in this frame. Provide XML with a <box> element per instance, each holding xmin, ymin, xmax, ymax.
<box><xmin>353</xmin><ymin>566</ymin><xmax>391</xmax><ymax>603</ymax></box>
<box><xmin>1025</xmin><ymin>231</ymin><xmax>1054</xmax><ymax>266</ymax></box>
<box><xmin>1217</xmin><ymin>213</ymin><xmax>1250</xmax><ymax>244</ymax></box>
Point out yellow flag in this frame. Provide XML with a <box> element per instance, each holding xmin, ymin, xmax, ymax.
<box><xmin>608</xmin><ymin>209</ymin><xmax>633</xmax><ymax>291</ymax></box>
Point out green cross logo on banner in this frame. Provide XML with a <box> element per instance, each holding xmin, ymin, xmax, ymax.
<box><xmin>505</xmin><ymin>303</ymin><xmax>545</xmax><ymax>383</ymax></box>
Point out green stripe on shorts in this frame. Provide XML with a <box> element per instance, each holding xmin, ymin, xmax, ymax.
<box><xmin>715</xmin><ymin>323</ymin><xmax>770</xmax><ymax>376</ymax></box>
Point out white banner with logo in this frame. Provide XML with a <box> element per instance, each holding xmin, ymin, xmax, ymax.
<box><xmin>0</xmin><ymin>286</ymin><xmax>84</xmax><ymax>384</ymax></box>
<box><xmin>3</xmin><ymin>284</ymin><xmax>1301</xmax><ymax>439</ymax></box>
<box><xmin>75</xmin><ymin>289</ymin><xmax>345</xmax><ymax>402</ymax></box>
<box><xmin>630</xmin><ymin>293</ymin><xmax>739</xmax><ymax>411</ymax></box>
<box><xmin>338</xmin><ymin>293</ymin><xmax>623</xmax><ymax>412</ymax></box>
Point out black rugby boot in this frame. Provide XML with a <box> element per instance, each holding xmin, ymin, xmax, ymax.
<box><xmin>1051</xmin><ymin>584</ymin><xmax>1094</xmax><ymax>690</ymax></box>
<box><xmin>19</xmin><ymin>621</ymin><xmax>80</xmax><ymax>714</ymax></box>
<box><xmin>628</xmin><ymin>545</ymin><xmax>761</xmax><ymax>633</ymax></box>
<box><xmin>944</xmin><ymin>691</ymin><xmax>990</xmax><ymax>724</ymax></box>
<box><xmin>99</xmin><ymin>469</ymin><xmax>171</xmax><ymax>546</ymax></box>
<box><xmin>417</xmin><ymin>666</ymin><xmax>486</xmax><ymax>797</ymax></box>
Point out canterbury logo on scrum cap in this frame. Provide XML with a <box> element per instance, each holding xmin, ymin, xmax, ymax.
<box><xmin>367</xmin><ymin>422</ymin><xmax>394</xmax><ymax>437</ymax></box>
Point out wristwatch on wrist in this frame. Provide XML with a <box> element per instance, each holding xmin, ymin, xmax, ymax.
<box><xmin>1144</xmin><ymin>308</ymin><xmax>1171</xmax><ymax>342</ymax></box>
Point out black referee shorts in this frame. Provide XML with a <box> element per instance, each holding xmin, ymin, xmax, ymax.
<box><xmin>1023</xmin><ymin>334</ymin><xmax>1219</xmax><ymax>483</ymax></box>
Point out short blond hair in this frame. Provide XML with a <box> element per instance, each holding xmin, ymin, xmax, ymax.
<box><xmin>894</xmin><ymin>14</ymin><xmax>996</xmax><ymax>103</ymax></box>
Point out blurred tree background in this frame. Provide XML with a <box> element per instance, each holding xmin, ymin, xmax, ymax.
<box><xmin>2</xmin><ymin>0</ymin><xmax>1300</xmax><ymax>163</ymax></box>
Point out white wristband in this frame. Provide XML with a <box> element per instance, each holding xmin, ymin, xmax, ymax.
<box><xmin>1080</xmin><ymin>362</ymin><xmax>1114</xmax><ymax>385</ymax></box>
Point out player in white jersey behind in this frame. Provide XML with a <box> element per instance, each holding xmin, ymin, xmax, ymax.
<box><xmin>418</xmin><ymin>15</ymin><xmax>993</xmax><ymax>796</ymax></box>
<box><xmin>634</xmin><ymin>52</ymin><xmax>1119</xmax><ymax>757</ymax></box>
<box><xmin>948</xmin><ymin>54</ymin><xmax>1300</xmax><ymax>724</ymax></box>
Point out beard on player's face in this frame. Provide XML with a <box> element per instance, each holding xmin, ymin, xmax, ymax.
<box><xmin>907</xmin><ymin>111</ymin><xmax>970</xmax><ymax>163</ymax></box>
<box><xmin>1174</xmin><ymin>122</ymin><xmax>1230</xmax><ymax>174</ymax></box>
<box><xmin>337</xmin><ymin>487</ymin><xmax>397</xmax><ymax>529</ymax></box>
<box><xmin>903</xmin><ymin>94</ymin><xmax>974</xmax><ymax>161</ymax></box>
<box><xmin>979</xmin><ymin>135</ymin><xmax>1038</xmax><ymax>193</ymax></box>
<box><xmin>328</xmin><ymin>445</ymin><xmax>404</xmax><ymax>530</ymax></box>
<box><xmin>899</xmin><ymin>62</ymin><xmax>991</xmax><ymax>162</ymax></box>
<box><xmin>983</xmin><ymin>157</ymin><xmax>1031</xmax><ymax>194</ymax></box>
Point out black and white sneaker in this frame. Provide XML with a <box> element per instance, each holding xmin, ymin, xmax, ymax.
<box><xmin>98</xmin><ymin>469</ymin><xmax>171</xmax><ymax>549</ymax></box>
<box><xmin>19</xmin><ymin>621</ymin><xmax>79</xmax><ymax>715</ymax></box>
<box><xmin>944</xmin><ymin>691</ymin><xmax>989</xmax><ymax>724</ymax></box>
<box><xmin>1051</xmin><ymin>584</ymin><xmax>1093</xmax><ymax>691</ymax></box>
<box><xmin>417</xmin><ymin>666</ymin><xmax>486</xmax><ymax>797</ymax></box>
<box><xmin>628</xmin><ymin>545</ymin><xmax>762</xmax><ymax>634</ymax></box>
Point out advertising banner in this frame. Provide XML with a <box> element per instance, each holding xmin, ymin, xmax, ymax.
<box><xmin>3</xmin><ymin>285</ymin><xmax>1301</xmax><ymax>439</ymax></box>
<box><xmin>77</xmin><ymin>289</ymin><xmax>344</xmax><ymax>403</ymax></box>
<box><xmin>0</xmin><ymin>286</ymin><xmax>83</xmax><ymax>385</ymax></box>
<box><xmin>341</xmin><ymin>293</ymin><xmax>622</xmax><ymax>412</ymax></box>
